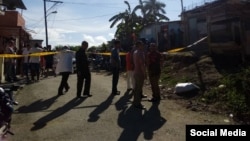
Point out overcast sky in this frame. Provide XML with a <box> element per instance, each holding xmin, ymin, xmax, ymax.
<box><xmin>18</xmin><ymin>0</ymin><xmax>210</xmax><ymax>48</ymax></box>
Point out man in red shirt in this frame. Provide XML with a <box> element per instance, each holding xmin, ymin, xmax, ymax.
<box><xmin>146</xmin><ymin>43</ymin><xmax>163</xmax><ymax>103</ymax></box>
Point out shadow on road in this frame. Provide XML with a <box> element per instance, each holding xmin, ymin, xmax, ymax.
<box><xmin>115</xmin><ymin>89</ymin><xmax>133</xmax><ymax>111</ymax></box>
<box><xmin>88</xmin><ymin>93</ymin><xmax>115</xmax><ymax>122</ymax></box>
<box><xmin>15</xmin><ymin>95</ymin><xmax>60</xmax><ymax>113</ymax></box>
<box><xmin>30</xmin><ymin>97</ymin><xmax>86</xmax><ymax>131</ymax></box>
<box><xmin>117</xmin><ymin>102</ymin><xmax>167</xmax><ymax>141</ymax></box>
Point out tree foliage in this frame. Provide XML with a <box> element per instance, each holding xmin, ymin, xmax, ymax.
<box><xmin>109</xmin><ymin>0</ymin><xmax>169</xmax><ymax>50</ymax></box>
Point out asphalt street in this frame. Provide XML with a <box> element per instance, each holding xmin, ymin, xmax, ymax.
<box><xmin>4</xmin><ymin>71</ymin><xmax>233</xmax><ymax>141</ymax></box>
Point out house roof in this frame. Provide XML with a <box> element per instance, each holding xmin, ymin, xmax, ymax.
<box><xmin>0</xmin><ymin>0</ymin><xmax>27</xmax><ymax>10</ymax></box>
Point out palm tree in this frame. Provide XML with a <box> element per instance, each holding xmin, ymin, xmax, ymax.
<box><xmin>132</xmin><ymin>0</ymin><xmax>149</xmax><ymax>33</ymax></box>
<box><xmin>143</xmin><ymin>0</ymin><xmax>169</xmax><ymax>23</ymax></box>
<box><xmin>109</xmin><ymin>1</ymin><xmax>138</xmax><ymax>49</ymax></box>
<box><xmin>109</xmin><ymin>1</ymin><xmax>132</xmax><ymax>29</ymax></box>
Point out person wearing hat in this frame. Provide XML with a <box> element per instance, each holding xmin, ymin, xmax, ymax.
<box><xmin>55</xmin><ymin>46</ymin><xmax>75</xmax><ymax>96</ymax></box>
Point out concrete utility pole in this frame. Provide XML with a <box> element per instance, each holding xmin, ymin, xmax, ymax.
<box><xmin>43</xmin><ymin>0</ymin><xmax>62</xmax><ymax>47</ymax></box>
<box><xmin>180</xmin><ymin>0</ymin><xmax>184</xmax><ymax>13</ymax></box>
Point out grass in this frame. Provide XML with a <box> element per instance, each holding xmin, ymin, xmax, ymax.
<box><xmin>160</xmin><ymin>58</ymin><xmax>250</xmax><ymax>124</ymax></box>
<box><xmin>200</xmin><ymin>67</ymin><xmax>250</xmax><ymax>123</ymax></box>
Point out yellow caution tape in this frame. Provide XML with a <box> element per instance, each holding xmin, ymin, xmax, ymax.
<box><xmin>0</xmin><ymin>48</ymin><xmax>185</xmax><ymax>58</ymax></box>
<box><xmin>167</xmin><ymin>47</ymin><xmax>185</xmax><ymax>53</ymax></box>
<box><xmin>0</xmin><ymin>54</ymin><xmax>24</xmax><ymax>58</ymax></box>
<box><xmin>29</xmin><ymin>52</ymin><xmax>58</xmax><ymax>57</ymax></box>
<box><xmin>0</xmin><ymin>52</ymin><xmax>59</xmax><ymax>58</ymax></box>
<box><xmin>94</xmin><ymin>52</ymin><xmax>127</xmax><ymax>56</ymax></box>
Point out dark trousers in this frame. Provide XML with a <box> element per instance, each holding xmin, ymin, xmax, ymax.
<box><xmin>112</xmin><ymin>67</ymin><xmax>119</xmax><ymax>93</ymax></box>
<box><xmin>149</xmin><ymin>74</ymin><xmax>161</xmax><ymax>99</ymax></box>
<box><xmin>77</xmin><ymin>71</ymin><xmax>91</xmax><ymax>96</ymax></box>
<box><xmin>133</xmin><ymin>73</ymin><xmax>144</xmax><ymax>106</ymax></box>
<box><xmin>23</xmin><ymin>63</ymin><xmax>30</xmax><ymax>81</ymax></box>
<box><xmin>30</xmin><ymin>63</ymin><xmax>40</xmax><ymax>81</ymax></box>
<box><xmin>4</xmin><ymin>62</ymin><xmax>16</xmax><ymax>81</ymax></box>
<box><xmin>58</xmin><ymin>72</ymin><xmax>70</xmax><ymax>93</ymax></box>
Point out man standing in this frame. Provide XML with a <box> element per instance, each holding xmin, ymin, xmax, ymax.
<box><xmin>75</xmin><ymin>41</ymin><xmax>92</xmax><ymax>98</ymax></box>
<box><xmin>146</xmin><ymin>43</ymin><xmax>163</xmax><ymax>103</ymax></box>
<box><xmin>44</xmin><ymin>45</ymin><xmax>56</xmax><ymax>77</ymax></box>
<box><xmin>22</xmin><ymin>44</ymin><xmax>31</xmax><ymax>83</ymax></box>
<box><xmin>110</xmin><ymin>39</ymin><xmax>121</xmax><ymax>95</ymax></box>
<box><xmin>29</xmin><ymin>43</ymin><xmax>43</xmax><ymax>82</ymax></box>
<box><xmin>132</xmin><ymin>41</ymin><xmax>147</xmax><ymax>109</ymax></box>
<box><xmin>56</xmin><ymin>46</ymin><xmax>74</xmax><ymax>96</ymax></box>
<box><xmin>125</xmin><ymin>46</ymin><xmax>135</xmax><ymax>91</ymax></box>
<box><xmin>4</xmin><ymin>39</ymin><xmax>16</xmax><ymax>82</ymax></box>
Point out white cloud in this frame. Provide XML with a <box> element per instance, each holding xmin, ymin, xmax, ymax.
<box><xmin>95</xmin><ymin>36</ymin><xmax>107</xmax><ymax>43</ymax></box>
<box><xmin>82</xmin><ymin>34</ymin><xmax>108</xmax><ymax>47</ymax></box>
<box><xmin>108</xmin><ymin>33</ymin><xmax>115</xmax><ymax>38</ymax></box>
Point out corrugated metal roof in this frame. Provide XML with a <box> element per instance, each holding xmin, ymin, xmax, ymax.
<box><xmin>1</xmin><ymin>0</ymin><xmax>27</xmax><ymax>10</ymax></box>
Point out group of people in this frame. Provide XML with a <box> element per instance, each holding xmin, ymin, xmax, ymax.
<box><xmin>3</xmin><ymin>38</ymin><xmax>163</xmax><ymax>109</ymax></box>
<box><xmin>109</xmin><ymin>39</ymin><xmax>163</xmax><ymax>109</ymax></box>
<box><xmin>125</xmin><ymin>40</ymin><xmax>163</xmax><ymax>109</ymax></box>
<box><xmin>56</xmin><ymin>39</ymin><xmax>163</xmax><ymax>109</ymax></box>
<box><xmin>3</xmin><ymin>38</ymin><xmax>56</xmax><ymax>84</ymax></box>
<box><xmin>21</xmin><ymin>43</ymin><xmax>56</xmax><ymax>83</ymax></box>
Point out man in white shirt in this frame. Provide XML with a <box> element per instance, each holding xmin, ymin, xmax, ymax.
<box><xmin>55</xmin><ymin>46</ymin><xmax>74</xmax><ymax>95</ymax></box>
<box><xmin>29</xmin><ymin>43</ymin><xmax>43</xmax><ymax>82</ymax></box>
<box><xmin>22</xmin><ymin>44</ymin><xmax>31</xmax><ymax>83</ymax></box>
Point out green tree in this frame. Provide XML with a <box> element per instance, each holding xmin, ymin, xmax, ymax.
<box><xmin>133</xmin><ymin>0</ymin><xmax>147</xmax><ymax>26</ymax></box>
<box><xmin>109</xmin><ymin>1</ymin><xmax>138</xmax><ymax>50</ymax></box>
<box><xmin>142</xmin><ymin>0</ymin><xmax>169</xmax><ymax>23</ymax></box>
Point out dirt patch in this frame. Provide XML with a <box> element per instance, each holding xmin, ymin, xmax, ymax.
<box><xmin>158</xmin><ymin>48</ymin><xmax>250</xmax><ymax>124</ymax></box>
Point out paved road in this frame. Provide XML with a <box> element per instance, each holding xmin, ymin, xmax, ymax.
<box><xmin>5</xmin><ymin>71</ymin><xmax>233</xmax><ymax>141</ymax></box>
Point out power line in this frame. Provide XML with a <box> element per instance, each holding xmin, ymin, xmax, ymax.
<box><xmin>53</xmin><ymin>13</ymin><xmax>117</xmax><ymax>21</ymax></box>
<box><xmin>61</xmin><ymin>1</ymin><xmax>137</xmax><ymax>5</ymax></box>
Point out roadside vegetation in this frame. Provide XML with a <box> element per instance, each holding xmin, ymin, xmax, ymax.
<box><xmin>202</xmin><ymin>67</ymin><xmax>250</xmax><ymax>123</ymax></box>
<box><xmin>160</xmin><ymin>52</ymin><xmax>250</xmax><ymax>124</ymax></box>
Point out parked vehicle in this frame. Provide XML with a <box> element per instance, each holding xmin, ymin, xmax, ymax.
<box><xmin>0</xmin><ymin>84</ymin><xmax>20</xmax><ymax>139</ymax></box>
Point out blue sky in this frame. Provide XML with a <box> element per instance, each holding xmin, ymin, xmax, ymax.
<box><xmin>18</xmin><ymin>0</ymin><xmax>209</xmax><ymax>48</ymax></box>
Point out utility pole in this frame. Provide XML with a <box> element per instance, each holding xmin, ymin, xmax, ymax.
<box><xmin>43</xmin><ymin>0</ymin><xmax>62</xmax><ymax>47</ymax></box>
<box><xmin>43</xmin><ymin>0</ymin><xmax>48</xmax><ymax>47</ymax></box>
<box><xmin>180</xmin><ymin>0</ymin><xmax>184</xmax><ymax>13</ymax></box>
